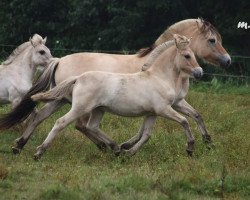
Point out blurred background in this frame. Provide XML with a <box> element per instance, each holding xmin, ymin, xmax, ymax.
<box><xmin>0</xmin><ymin>0</ymin><xmax>249</xmax><ymax>84</ymax></box>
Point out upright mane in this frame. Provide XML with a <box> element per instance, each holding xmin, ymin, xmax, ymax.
<box><xmin>141</xmin><ymin>40</ymin><xmax>175</xmax><ymax>71</ymax></box>
<box><xmin>137</xmin><ymin>18</ymin><xmax>221</xmax><ymax>57</ymax></box>
<box><xmin>2</xmin><ymin>42</ymin><xmax>31</xmax><ymax>65</ymax></box>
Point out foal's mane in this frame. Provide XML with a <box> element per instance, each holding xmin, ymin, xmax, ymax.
<box><xmin>137</xmin><ymin>18</ymin><xmax>221</xmax><ymax>57</ymax></box>
<box><xmin>2</xmin><ymin>42</ymin><xmax>31</xmax><ymax>65</ymax></box>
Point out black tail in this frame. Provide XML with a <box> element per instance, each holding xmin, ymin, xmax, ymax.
<box><xmin>0</xmin><ymin>58</ymin><xmax>60</xmax><ymax>130</ymax></box>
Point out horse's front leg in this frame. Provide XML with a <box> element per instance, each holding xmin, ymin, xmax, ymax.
<box><xmin>34</xmin><ymin>108</ymin><xmax>82</xmax><ymax>160</ymax></box>
<box><xmin>159</xmin><ymin>106</ymin><xmax>195</xmax><ymax>156</ymax></box>
<box><xmin>120</xmin><ymin>115</ymin><xmax>156</xmax><ymax>156</ymax></box>
<box><xmin>172</xmin><ymin>99</ymin><xmax>213</xmax><ymax>147</ymax></box>
<box><xmin>12</xmin><ymin>100</ymin><xmax>66</xmax><ymax>154</ymax></box>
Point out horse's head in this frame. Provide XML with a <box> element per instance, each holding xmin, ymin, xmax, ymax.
<box><xmin>30</xmin><ymin>34</ymin><xmax>52</xmax><ymax>67</ymax></box>
<box><xmin>174</xmin><ymin>34</ymin><xmax>203</xmax><ymax>79</ymax></box>
<box><xmin>191</xmin><ymin>18</ymin><xmax>231</xmax><ymax>68</ymax></box>
<box><xmin>145</xmin><ymin>18</ymin><xmax>231</xmax><ymax>69</ymax></box>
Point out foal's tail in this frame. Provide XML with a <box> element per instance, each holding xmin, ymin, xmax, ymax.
<box><xmin>32</xmin><ymin>76</ymin><xmax>77</xmax><ymax>102</ymax></box>
<box><xmin>0</xmin><ymin>58</ymin><xmax>60</xmax><ymax>130</ymax></box>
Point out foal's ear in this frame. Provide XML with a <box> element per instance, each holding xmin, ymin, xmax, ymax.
<box><xmin>42</xmin><ymin>37</ymin><xmax>47</xmax><ymax>44</ymax></box>
<box><xmin>29</xmin><ymin>37</ymin><xmax>35</xmax><ymax>47</ymax></box>
<box><xmin>173</xmin><ymin>34</ymin><xmax>182</xmax><ymax>48</ymax></box>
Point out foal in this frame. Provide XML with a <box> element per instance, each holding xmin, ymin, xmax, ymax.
<box><xmin>31</xmin><ymin>34</ymin><xmax>203</xmax><ymax>160</ymax></box>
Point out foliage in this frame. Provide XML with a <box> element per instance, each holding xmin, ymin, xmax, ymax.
<box><xmin>0</xmin><ymin>0</ymin><xmax>249</xmax><ymax>54</ymax></box>
<box><xmin>0</xmin><ymin>0</ymin><xmax>249</xmax><ymax>78</ymax></box>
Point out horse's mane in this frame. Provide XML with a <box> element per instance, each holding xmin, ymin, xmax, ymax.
<box><xmin>2</xmin><ymin>42</ymin><xmax>31</xmax><ymax>65</ymax></box>
<box><xmin>199</xmin><ymin>18</ymin><xmax>222</xmax><ymax>41</ymax></box>
<box><xmin>137</xmin><ymin>18</ymin><xmax>222</xmax><ymax>57</ymax></box>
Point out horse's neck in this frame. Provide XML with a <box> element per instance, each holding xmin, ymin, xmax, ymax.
<box><xmin>148</xmin><ymin>50</ymin><xmax>190</xmax><ymax>96</ymax></box>
<box><xmin>174</xmin><ymin>72</ymin><xmax>190</xmax><ymax>96</ymax></box>
<box><xmin>155</xmin><ymin>20</ymin><xmax>197</xmax><ymax>46</ymax></box>
<box><xmin>8</xmin><ymin>49</ymin><xmax>35</xmax><ymax>84</ymax></box>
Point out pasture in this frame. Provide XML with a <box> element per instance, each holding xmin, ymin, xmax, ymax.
<box><xmin>0</xmin><ymin>83</ymin><xmax>249</xmax><ymax>200</ymax></box>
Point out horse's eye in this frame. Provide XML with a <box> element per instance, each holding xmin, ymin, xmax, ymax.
<box><xmin>39</xmin><ymin>50</ymin><xmax>45</xmax><ymax>55</ymax></box>
<box><xmin>184</xmin><ymin>54</ymin><xmax>191</xmax><ymax>59</ymax></box>
<box><xmin>208</xmin><ymin>38</ymin><xmax>216</xmax><ymax>44</ymax></box>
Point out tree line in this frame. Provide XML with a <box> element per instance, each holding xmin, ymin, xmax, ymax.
<box><xmin>0</xmin><ymin>0</ymin><xmax>249</xmax><ymax>77</ymax></box>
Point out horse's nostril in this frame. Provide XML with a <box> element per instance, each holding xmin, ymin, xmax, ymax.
<box><xmin>227</xmin><ymin>59</ymin><xmax>231</xmax><ymax>65</ymax></box>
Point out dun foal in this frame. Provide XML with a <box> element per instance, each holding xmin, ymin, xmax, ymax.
<box><xmin>31</xmin><ymin>34</ymin><xmax>204</xmax><ymax>160</ymax></box>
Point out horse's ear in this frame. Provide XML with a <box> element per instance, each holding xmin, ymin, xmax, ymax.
<box><xmin>29</xmin><ymin>37</ymin><xmax>35</xmax><ymax>47</ymax></box>
<box><xmin>42</xmin><ymin>37</ymin><xmax>47</xmax><ymax>44</ymax></box>
<box><xmin>173</xmin><ymin>34</ymin><xmax>181</xmax><ymax>47</ymax></box>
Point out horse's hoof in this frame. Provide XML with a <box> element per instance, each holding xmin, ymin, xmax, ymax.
<box><xmin>33</xmin><ymin>153</ymin><xmax>41</xmax><ymax>161</ymax></box>
<box><xmin>33</xmin><ymin>145</ymin><xmax>45</xmax><ymax>160</ymax></box>
<box><xmin>96</xmin><ymin>143</ymin><xmax>108</xmax><ymax>152</ymax></box>
<box><xmin>186</xmin><ymin>149</ymin><xmax>193</xmax><ymax>157</ymax></box>
<box><xmin>120</xmin><ymin>143</ymin><xmax>132</xmax><ymax>150</ymax></box>
<box><xmin>202</xmin><ymin>135</ymin><xmax>212</xmax><ymax>144</ymax></box>
<box><xmin>12</xmin><ymin>146</ymin><xmax>21</xmax><ymax>154</ymax></box>
<box><xmin>113</xmin><ymin>147</ymin><xmax>121</xmax><ymax>156</ymax></box>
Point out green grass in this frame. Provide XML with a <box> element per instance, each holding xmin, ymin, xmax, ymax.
<box><xmin>0</xmin><ymin>84</ymin><xmax>249</xmax><ymax>200</ymax></box>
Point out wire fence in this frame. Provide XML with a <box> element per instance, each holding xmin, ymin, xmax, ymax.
<box><xmin>0</xmin><ymin>43</ymin><xmax>249</xmax><ymax>82</ymax></box>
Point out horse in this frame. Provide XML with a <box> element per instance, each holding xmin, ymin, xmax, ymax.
<box><xmin>30</xmin><ymin>34</ymin><xmax>203</xmax><ymax>160</ymax></box>
<box><xmin>0</xmin><ymin>18</ymin><xmax>230</xmax><ymax>154</ymax></box>
<box><xmin>0</xmin><ymin>34</ymin><xmax>52</xmax><ymax>108</ymax></box>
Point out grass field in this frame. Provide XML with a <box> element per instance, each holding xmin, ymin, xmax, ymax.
<box><xmin>0</xmin><ymin>83</ymin><xmax>249</xmax><ymax>200</ymax></box>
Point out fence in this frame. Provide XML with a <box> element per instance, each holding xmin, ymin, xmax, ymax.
<box><xmin>1</xmin><ymin>44</ymin><xmax>249</xmax><ymax>84</ymax></box>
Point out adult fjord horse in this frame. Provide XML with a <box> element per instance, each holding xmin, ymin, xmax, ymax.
<box><xmin>0</xmin><ymin>34</ymin><xmax>52</xmax><ymax>108</ymax></box>
<box><xmin>31</xmin><ymin>34</ymin><xmax>202</xmax><ymax>159</ymax></box>
<box><xmin>0</xmin><ymin>18</ymin><xmax>230</xmax><ymax>154</ymax></box>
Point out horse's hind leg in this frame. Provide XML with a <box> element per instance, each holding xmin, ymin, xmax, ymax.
<box><xmin>85</xmin><ymin>109</ymin><xmax>120</xmax><ymax>155</ymax></box>
<box><xmin>75</xmin><ymin>115</ymin><xmax>107</xmax><ymax>150</ymax></box>
<box><xmin>12</xmin><ymin>100</ymin><xmax>66</xmax><ymax>154</ymax></box>
<box><xmin>121</xmin><ymin>115</ymin><xmax>156</xmax><ymax>156</ymax></box>
<box><xmin>34</xmin><ymin>108</ymin><xmax>82</xmax><ymax>160</ymax></box>
<box><xmin>120</xmin><ymin>115</ymin><xmax>156</xmax><ymax>151</ymax></box>
<box><xmin>173</xmin><ymin>99</ymin><xmax>213</xmax><ymax>148</ymax></box>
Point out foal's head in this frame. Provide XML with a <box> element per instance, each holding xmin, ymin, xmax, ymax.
<box><xmin>29</xmin><ymin>34</ymin><xmax>52</xmax><ymax>67</ymax></box>
<box><xmin>174</xmin><ymin>34</ymin><xmax>203</xmax><ymax>79</ymax></box>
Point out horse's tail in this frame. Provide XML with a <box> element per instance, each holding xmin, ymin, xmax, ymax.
<box><xmin>0</xmin><ymin>58</ymin><xmax>60</xmax><ymax>130</ymax></box>
<box><xmin>32</xmin><ymin>76</ymin><xmax>77</xmax><ymax>102</ymax></box>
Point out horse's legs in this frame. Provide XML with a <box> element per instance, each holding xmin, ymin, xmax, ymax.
<box><xmin>12</xmin><ymin>100</ymin><xmax>66</xmax><ymax>154</ymax></box>
<box><xmin>85</xmin><ymin>109</ymin><xmax>120</xmax><ymax>154</ymax></box>
<box><xmin>75</xmin><ymin>115</ymin><xmax>108</xmax><ymax>150</ymax></box>
<box><xmin>34</xmin><ymin>108</ymin><xmax>82</xmax><ymax>160</ymax></box>
<box><xmin>160</xmin><ymin>106</ymin><xmax>195</xmax><ymax>156</ymax></box>
<box><xmin>173</xmin><ymin>99</ymin><xmax>212</xmax><ymax>145</ymax></box>
<box><xmin>120</xmin><ymin>116</ymin><xmax>156</xmax><ymax>150</ymax></box>
<box><xmin>121</xmin><ymin>115</ymin><xmax>156</xmax><ymax>156</ymax></box>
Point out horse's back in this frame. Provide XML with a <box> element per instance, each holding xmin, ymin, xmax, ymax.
<box><xmin>54</xmin><ymin>52</ymin><xmax>144</xmax><ymax>85</ymax></box>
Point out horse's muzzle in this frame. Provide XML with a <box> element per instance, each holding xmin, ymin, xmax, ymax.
<box><xmin>218</xmin><ymin>54</ymin><xmax>231</xmax><ymax>68</ymax></box>
<box><xmin>192</xmin><ymin>67</ymin><xmax>203</xmax><ymax>79</ymax></box>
